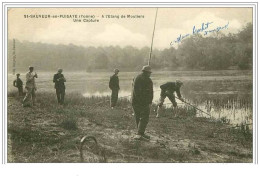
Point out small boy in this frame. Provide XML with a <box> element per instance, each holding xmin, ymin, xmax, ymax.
<box><xmin>13</xmin><ymin>73</ymin><xmax>23</xmax><ymax>96</ymax></box>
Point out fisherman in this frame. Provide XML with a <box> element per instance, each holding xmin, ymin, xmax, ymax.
<box><xmin>13</xmin><ymin>73</ymin><xmax>23</xmax><ymax>96</ymax></box>
<box><xmin>53</xmin><ymin>68</ymin><xmax>66</xmax><ymax>105</ymax></box>
<box><xmin>23</xmin><ymin>66</ymin><xmax>37</xmax><ymax>107</ymax></box>
<box><xmin>156</xmin><ymin>80</ymin><xmax>184</xmax><ymax>118</ymax></box>
<box><xmin>132</xmin><ymin>65</ymin><xmax>153</xmax><ymax>140</ymax></box>
<box><xmin>109</xmin><ymin>68</ymin><xmax>120</xmax><ymax>109</ymax></box>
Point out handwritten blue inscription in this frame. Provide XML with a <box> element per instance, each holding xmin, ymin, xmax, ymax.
<box><xmin>203</xmin><ymin>22</ymin><xmax>229</xmax><ymax>35</ymax></box>
<box><xmin>192</xmin><ymin>22</ymin><xmax>213</xmax><ymax>35</ymax></box>
<box><xmin>170</xmin><ymin>21</ymin><xmax>229</xmax><ymax>45</ymax></box>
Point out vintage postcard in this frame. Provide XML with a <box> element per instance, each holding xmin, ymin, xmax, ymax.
<box><xmin>3</xmin><ymin>4</ymin><xmax>256</xmax><ymax>165</ymax></box>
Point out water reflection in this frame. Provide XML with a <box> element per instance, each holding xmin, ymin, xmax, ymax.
<box><xmin>198</xmin><ymin>97</ymin><xmax>252</xmax><ymax>126</ymax></box>
<box><xmin>83</xmin><ymin>90</ymin><xmax>131</xmax><ymax>99</ymax></box>
<box><xmin>82</xmin><ymin>89</ymin><xmax>253</xmax><ymax>127</ymax></box>
<box><xmin>8</xmin><ymin>71</ymin><xmax>253</xmax><ymax>126</ymax></box>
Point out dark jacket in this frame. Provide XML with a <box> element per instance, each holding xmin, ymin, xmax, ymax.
<box><xmin>160</xmin><ymin>82</ymin><xmax>182</xmax><ymax>98</ymax></box>
<box><xmin>109</xmin><ymin>74</ymin><xmax>120</xmax><ymax>90</ymax></box>
<box><xmin>132</xmin><ymin>73</ymin><xmax>153</xmax><ymax>106</ymax></box>
<box><xmin>53</xmin><ymin>73</ymin><xmax>66</xmax><ymax>89</ymax></box>
<box><xmin>13</xmin><ymin>78</ymin><xmax>23</xmax><ymax>88</ymax></box>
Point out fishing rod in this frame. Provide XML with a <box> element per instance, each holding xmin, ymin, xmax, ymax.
<box><xmin>165</xmin><ymin>102</ymin><xmax>185</xmax><ymax>105</ymax></box>
<box><xmin>175</xmin><ymin>96</ymin><xmax>211</xmax><ymax>117</ymax></box>
<box><xmin>95</xmin><ymin>8</ymin><xmax>159</xmax><ymax>105</ymax></box>
<box><xmin>148</xmin><ymin>8</ymin><xmax>158</xmax><ymax>66</ymax></box>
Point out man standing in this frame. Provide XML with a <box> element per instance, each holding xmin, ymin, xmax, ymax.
<box><xmin>156</xmin><ymin>80</ymin><xmax>184</xmax><ymax>118</ymax></box>
<box><xmin>23</xmin><ymin>66</ymin><xmax>37</xmax><ymax>107</ymax></box>
<box><xmin>132</xmin><ymin>65</ymin><xmax>153</xmax><ymax>140</ymax></box>
<box><xmin>53</xmin><ymin>68</ymin><xmax>66</xmax><ymax>105</ymax></box>
<box><xmin>109</xmin><ymin>68</ymin><xmax>120</xmax><ymax>109</ymax></box>
<box><xmin>13</xmin><ymin>73</ymin><xmax>23</xmax><ymax>96</ymax></box>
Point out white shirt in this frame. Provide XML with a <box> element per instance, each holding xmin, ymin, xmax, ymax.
<box><xmin>25</xmin><ymin>72</ymin><xmax>36</xmax><ymax>88</ymax></box>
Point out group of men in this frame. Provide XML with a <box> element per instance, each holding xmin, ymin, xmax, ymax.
<box><xmin>14</xmin><ymin>65</ymin><xmax>184</xmax><ymax>141</ymax></box>
<box><xmin>13</xmin><ymin>66</ymin><xmax>66</xmax><ymax>107</ymax></box>
<box><xmin>109</xmin><ymin>65</ymin><xmax>184</xmax><ymax>141</ymax></box>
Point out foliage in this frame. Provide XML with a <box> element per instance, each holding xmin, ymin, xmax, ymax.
<box><xmin>8</xmin><ymin>23</ymin><xmax>252</xmax><ymax>71</ymax></box>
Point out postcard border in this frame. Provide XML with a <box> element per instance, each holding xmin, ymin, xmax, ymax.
<box><xmin>1</xmin><ymin>2</ymin><xmax>258</xmax><ymax>164</ymax></box>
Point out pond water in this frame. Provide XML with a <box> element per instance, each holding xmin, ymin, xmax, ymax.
<box><xmin>8</xmin><ymin>70</ymin><xmax>253</xmax><ymax>126</ymax></box>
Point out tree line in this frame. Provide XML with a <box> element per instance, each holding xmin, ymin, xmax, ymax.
<box><xmin>8</xmin><ymin>23</ymin><xmax>252</xmax><ymax>72</ymax></box>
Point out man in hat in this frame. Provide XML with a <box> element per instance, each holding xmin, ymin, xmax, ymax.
<box><xmin>109</xmin><ymin>68</ymin><xmax>120</xmax><ymax>109</ymax></box>
<box><xmin>53</xmin><ymin>68</ymin><xmax>66</xmax><ymax>105</ymax></box>
<box><xmin>156</xmin><ymin>80</ymin><xmax>184</xmax><ymax>118</ymax></box>
<box><xmin>13</xmin><ymin>73</ymin><xmax>23</xmax><ymax>96</ymax></box>
<box><xmin>23</xmin><ymin>66</ymin><xmax>38</xmax><ymax>107</ymax></box>
<box><xmin>132</xmin><ymin>65</ymin><xmax>153</xmax><ymax>140</ymax></box>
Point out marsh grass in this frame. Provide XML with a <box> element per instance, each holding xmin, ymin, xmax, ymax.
<box><xmin>7</xmin><ymin>91</ymin><xmax>253</xmax><ymax>163</ymax></box>
<box><xmin>7</xmin><ymin>90</ymin><xmax>17</xmax><ymax>97</ymax></box>
<box><xmin>153</xmin><ymin>104</ymin><xmax>197</xmax><ymax>118</ymax></box>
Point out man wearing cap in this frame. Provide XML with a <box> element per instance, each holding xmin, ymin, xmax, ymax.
<box><xmin>156</xmin><ymin>80</ymin><xmax>184</xmax><ymax>118</ymax></box>
<box><xmin>13</xmin><ymin>73</ymin><xmax>23</xmax><ymax>96</ymax></box>
<box><xmin>53</xmin><ymin>69</ymin><xmax>66</xmax><ymax>105</ymax></box>
<box><xmin>132</xmin><ymin>65</ymin><xmax>153</xmax><ymax>140</ymax></box>
<box><xmin>23</xmin><ymin>66</ymin><xmax>38</xmax><ymax>107</ymax></box>
<box><xmin>109</xmin><ymin>69</ymin><xmax>120</xmax><ymax>108</ymax></box>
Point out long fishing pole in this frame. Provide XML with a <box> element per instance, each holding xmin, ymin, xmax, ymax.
<box><xmin>175</xmin><ymin>96</ymin><xmax>211</xmax><ymax>117</ymax></box>
<box><xmin>148</xmin><ymin>8</ymin><xmax>158</xmax><ymax>66</ymax></box>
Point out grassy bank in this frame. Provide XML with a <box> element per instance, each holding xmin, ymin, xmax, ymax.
<box><xmin>7</xmin><ymin>91</ymin><xmax>252</xmax><ymax>163</ymax></box>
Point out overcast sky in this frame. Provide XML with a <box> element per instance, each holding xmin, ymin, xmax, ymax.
<box><xmin>8</xmin><ymin>8</ymin><xmax>252</xmax><ymax>49</ymax></box>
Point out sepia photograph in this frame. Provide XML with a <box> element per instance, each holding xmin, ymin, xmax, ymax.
<box><xmin>5</xmin><ymin>4</ymin><xmax>255</xmax><ymax>164</ymax></box>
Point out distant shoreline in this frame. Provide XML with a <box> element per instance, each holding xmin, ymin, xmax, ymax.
<box><xmin>7</xmin><ymin>69</ymin><xmax>253</xmax><ymax>74</ymax></box>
